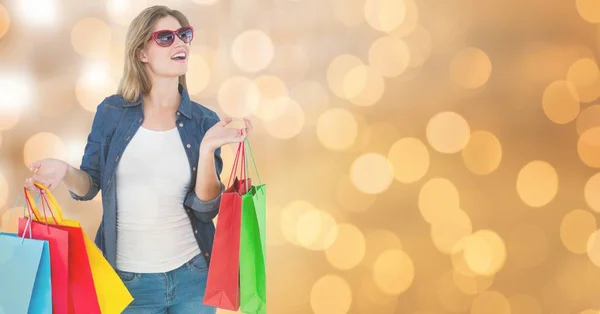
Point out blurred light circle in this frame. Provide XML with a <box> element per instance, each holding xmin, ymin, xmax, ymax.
<box><xmin>186</xmin><ymin>53</ymin><xmax>210</xmax><ymax>95</ymax></box>
<box><xmin>471</xmin><ymin>291</ymin><xmax>511</xmax><ymax>314</ymax></box>
<box><xmin>418</xmin><ymin>178</ymin><xmax>460</xmax><ymax>224</ymax></box>
<box><xmin>578</xmin><ymin>127</ymin><xmax>600</xmax><ymax>168</ymax></box>
<box><xmin>0</xmin><ymin>73</ymin><xmax>35</xmax><ymax>130</ymax></box>
<box><xmin>576</xmin><ymin>0</ymin><xmax>600</xmax><ymax>23</ymax></box>
<box><xmin>508</xmin><ymin>294</ymin><xmax>542</xmax><ymax>314</ymax></box>
<box><xmin>106</xmin><ymin>0</ymin><xmax>149</xmax><ymax>26</ymax></box>
<box><xmin>450</xmin><ymin>47</ymin><xmax>492</xmax><ymax>89</ymax></box>
<box><xmin>262</xmin><ymin>97</ymin><xmax>305</xmax><ymax>139</ymax></box>
<box><xmin>76</xmin><ymin>61</ymin><xmax>118</xmax><ymax>112</ymax></box>
<box><xmin>404</xmin><ymin>25</ymin><xmax>432</xmax><ymax>68</ymax></box>
<box><xmin>368</xmin><ymin>36</ymin><xmax>410</xmax><ymax>77</ymax></box>
<box><xmin>231</xmin><ymin>29</ymin><xmax>274</xmax><ymax>73</ymax></box>
<box><xmin>516</xmin><ymin>160</ymin><xmax>558</xmax><ymax>207</ymax></box>
<box><xmin>364</xmin><ymin>229</ymin><xmax>403</xmax><ymax>266</ymax></box>
<box><xmin>463</xmin><ymin>230</ymin><xmax>507</xmax><ymax>276</ymax></box>
<box><xmin>325</xmin><ymin>223</ymin><xmax>366</xmax><ymax>270</ymax></box>
<box><xmin>587</xmin><ymin>229</ymin><xmax>600</xmax><ymax>267</ymax></box>
<box><xmin>310</xmin><ymin>275</ymin><xmax>352</xmax><ymax>314</ymax></box>
<box><xmin>23</xmin><ymin>132</ymin><xmax>66</xmax><ymax>167</ymax></box>
<box><xmin>507</xmin><ymin>224</ymin><xmax>548</xmax><ymax>269</ymax></box>
<box><xmin>542</xmin><ymin>80</ymin><xmax>580</xmax><ymax>124</ymax></box>
<box><xmin>252</xmin><ymin>75</ymin><xmax>288</xmax><ymax>122</ymax></box>
<box><xmin>344</xmin><ymin>65</ymin><xmax>386</xmax><ymax>106</ymax></box>
<box><xmin>567</xmin><ymin>58</ymin><xmax>599</xmax><ymax>87</ymax></box>
<box><xmin>280</xmin><ymin>200</ymin><xmax>315</xmax><ymax>246</ymax></box>
<box><xmin>316</xmin><ymin>108</ymin><xmax>358</xmax><ymax>151</ymax></box>
<box><xmin>16</xmin><ymin>0</ymin><xmax>60</xmax><ymax>28</ymax></box>
<box><xmin>585</xmin><ymin>173</ymin><xmax>600</xmax><ymax>212</ymax></box>
<box><xmin>335</xmin><ymin>175</ymin><xmax>377</xmax><ymax>213</ymax></box>
<box><xmin>71</xmin><ymin>18</ymin><xmax>112</xmax><ymax>59</ymax></box>
<box><xmin>561</xmin><ymin>209</ymin><xmax>597</xmax><ymax>254</ymax></box>
<box><xmin>296</xmin><ymin>209</ymin><xmax>338</xmax><ymax>251</ymax></box>
<box><xmin>390</xmin><ymin>0</ymin><xmax>419</xmax><ymax>37</ymax></box>
<box><xmin>576</xmin><ymin>105</ymin><xmax>600</xmax><ymax>135</ymax></box>
<box><xmin>452</xmin><ymin>270</ymin><xmax>494</xmax><ymax>295</ymax></box>
<box><xmin>327</xmin><ymin>54</ymin><xmax>364</xmax><ymax>99</ymax></box>
<box><xmin>350</xmin><ymin>153</ymin><xmax>394</xmax><ymax>194</ymax></box>
<box><xmin>426</xmin><ymin>111</ymin><xmax>471</xmax><ymax>154</ymax></box>
<box><xmin>388</xmin><ymin>137</ymin><xmax>429</xmax><ymax>183</ymax></box>
<box><xmin>461</xmin><ymin>130</ymin><xmax>502</xmax><ymax>175</ymax></box>
<box><xmin>373</xmin><ymin>249</ymin><xmax>414</xmax><ymax>295</ymax></box>
<box><xmin>218</xmin><ymin>76</ymin><xmax>260</xmax><ymax>118</ymax></box>
<box><xmin>430</xmin><ymin>209</ymin><xmax>473</xmax><ymax>255</ymax></box>
<box><xmin>0</xmin><ymin>4</ymin><xmax>9</xmax><ymax>39</ymax></box>
<box><xmin>364</xmin><ymin>0</ymin><xmax>407</xmax><ymax>33</ymax></box>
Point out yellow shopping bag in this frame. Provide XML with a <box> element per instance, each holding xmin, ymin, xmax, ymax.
<box><xmin>27</xmin><ymin>182</ymin><xmax>134</xmax><ymax>314</ymax></box>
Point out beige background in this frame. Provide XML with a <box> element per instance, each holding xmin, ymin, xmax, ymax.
<box><xmin>2</xmin><ymin>0</ymin><xmax>600</xmax><ymax>313</ymax></box>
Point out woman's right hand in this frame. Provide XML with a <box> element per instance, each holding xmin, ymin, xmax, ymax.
<box><xmin>24</xmin><ymin>158</ymin><xmax>69</xmax><ymax>193</ymax></box>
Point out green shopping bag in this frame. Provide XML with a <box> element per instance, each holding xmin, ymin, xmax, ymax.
<box><xmin>240</xmin><ymin>139</ymin><xmax>267</xmax><ymax>314</ymax></box>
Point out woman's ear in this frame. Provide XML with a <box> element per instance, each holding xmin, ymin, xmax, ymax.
<box><xmin>138</xmin><ymin>49</ymin><xmax>148</xmax><ymax>63</ymax></box>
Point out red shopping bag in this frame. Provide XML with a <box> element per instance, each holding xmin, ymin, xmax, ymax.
<box><xmin>203</xmin><ymin>143</ymin><xmax>251</xmax><ymax>311</ymax></box>
<box><xmin>18</xmin><ymin>189</ymin><xmax>69</xmax><ymax>314</ymax></box>
<box><xmin>23</xmin><ymin>188</ymin><xmax>101</xmax><ymax>314</ymax></box>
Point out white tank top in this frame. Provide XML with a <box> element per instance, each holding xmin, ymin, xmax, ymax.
<box><xmin>115</xmin><ymin>126</ymin><xmax>200</xmax><ymax>273</ymax></box>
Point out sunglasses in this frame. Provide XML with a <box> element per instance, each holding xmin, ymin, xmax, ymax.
<box><xmin>150</xmin><ymin>26</ymin><xmax>194</xmax><ymax>47</ymax></box>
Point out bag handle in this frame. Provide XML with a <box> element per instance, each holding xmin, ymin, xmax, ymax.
<box><xmin>244</xmin><ymin>138</ymin><xmax>261</xmax><ymax>186</ymax></box>
<box><xmin>228</xmin><ymin>142</ymin><xmax>247</xmax><ymax>188</ymax></box>
<box><xmin>23</xmin><ymin>182</ymin><xmax>65</xmax><ymax>224</ymax></box>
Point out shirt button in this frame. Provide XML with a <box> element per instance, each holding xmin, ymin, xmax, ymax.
<box><xmin>177</xmin><ymin>112</ymin><xmax>180</xmax><ymax>116</ymax></box>
<box><xmin>186</xmin><ymin>144</ymin><xmax>191</xmax><ymax>148</ymax></box>
<box><xmin>138</xmin><ymin>118</ymin><xmax>143</xmax><ymax>123</ymax></box>
<box><xmin>192</xmin><ymin>167</ymin><xmax>196</xmax><ymax>171</ymax></box>
<box><xmin>115</xmin><ymin>156</ymin><xmax>120</xmax><ymax>162</ymax></box>
<box><xmin>125</xmin><ymin>136</ymin><xmax>130</xmax><ymax>141</ymax></box>
<box><xmin>179</xmin><ymin>123</ymin><xmax>183</xmax><ymax>127</ymax></box>
<box><xmin>204</xmin><ymin>252</ymin><xmax>209</xmax><ymax>257</ymax></box>
<box><xmin>194</xmin><ymin>229</ymin><xmax>198</xmax><ymax>234</ymax></box>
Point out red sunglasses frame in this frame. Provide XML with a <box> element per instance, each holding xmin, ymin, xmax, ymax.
<box><xmin>149</xmin><ymin>26</ymin><xmax>194</xmax><ymax>47</ymax></box>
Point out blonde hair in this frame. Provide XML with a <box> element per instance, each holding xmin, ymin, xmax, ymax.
<box><xmin>118</xmin><ymin>5</ymin><xmax>190</xmax><ymax>102</ymax></box>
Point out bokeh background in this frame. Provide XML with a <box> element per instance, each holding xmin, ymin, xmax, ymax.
<box><xmin>2</xmin><ymin>0</ymin><xmax>600</xmax><ymax>313</ymax></box>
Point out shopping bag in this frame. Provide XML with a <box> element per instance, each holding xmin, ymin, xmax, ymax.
<box><xmin>0</xmin><ymin>198</ymin><xmax>52</xmax><ymax>314</ymax></box>
<box><xmin>24</xmin><ymin>186</ymin><xmax>100</xmax><ymax>314</ymax></box>
<box><xmin>204</xmin><ymin>143</ymin><xmax>250</xmax><ymax>311</ymax></box>
<box><xmin>27</xmin><ymin>183</ymin><xmax>134</xmax><ymax>313</ymax></box>
<box><xmin>17</xmin><ymin>199</ymin><xmax>69</xmax><ymax>314</ymax></box>
<box><xmin>240</xmin><ymin>139</ymin><xmax>266</xmax><ymax>314</ymax></box>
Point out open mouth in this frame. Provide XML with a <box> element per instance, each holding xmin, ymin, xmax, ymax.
<box><xmin>171</xmin><ymin>51</ymin><xmax>187</xmax><ymax>61</ymax></box>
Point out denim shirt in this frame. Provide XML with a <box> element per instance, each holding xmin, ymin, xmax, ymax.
<box><xmin>69</xmin><ymin>84</ymin><xmax>224</xmax><ymax>270</ymax></box>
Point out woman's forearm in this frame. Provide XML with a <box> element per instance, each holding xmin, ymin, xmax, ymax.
<box><xmin>64</xmin><ymin>164</ymin><xmax>92</xmax><ymax>197</ymax></box>
<box><xmin>195</xmin><ymin>148</ymin><xmax>222</xmax><ymax>201</ymax></box>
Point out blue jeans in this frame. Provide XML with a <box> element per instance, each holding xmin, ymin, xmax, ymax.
<box><xmin>117</xmin><ymin>254</ymin><xmax>217</xmax><ymax>314</ymax></box>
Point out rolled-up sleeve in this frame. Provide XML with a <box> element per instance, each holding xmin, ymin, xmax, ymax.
<box><xmin>184</xmin><ymin>181</ymin><xmax>225</xmax><ymax>222</ymax></box>
<box><xmin>69</xmin><ymin>102</ymin><xmax>104</xmax><ymax>201</ymax></box>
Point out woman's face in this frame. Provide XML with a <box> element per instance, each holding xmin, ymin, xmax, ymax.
<box><xmin>140</xmin><ymin>16</ymin><xmax>190</xmax><ymax>79</ymax></box>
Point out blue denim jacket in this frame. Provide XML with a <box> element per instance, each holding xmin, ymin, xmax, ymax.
<box><xmin>69</xmin><ymin>84</ymin><xmax>224</xmax><ymax>270</ymax></box>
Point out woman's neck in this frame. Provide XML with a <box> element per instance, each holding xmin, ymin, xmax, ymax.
<box><xmin>143</xmin><ymin>77</ymin><xmax>181</xmax><ymax>109</ymax></box>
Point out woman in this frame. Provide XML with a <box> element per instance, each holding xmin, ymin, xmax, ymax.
<box><xmin>24</xmin><ymin>5</ymin><xmax>249</xmax><ymax>313</ymax></box>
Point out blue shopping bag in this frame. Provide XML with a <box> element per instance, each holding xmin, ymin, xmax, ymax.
<box><xmin>0</xmin><ymin>197</ymin><xmax>52</xmax><ymax>314</ymax></box>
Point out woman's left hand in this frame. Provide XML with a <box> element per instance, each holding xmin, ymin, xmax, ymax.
<box><xmin>200</xmin><ymin>117</ymin><xmax>253</xmax><ymax>154</ymax></box>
